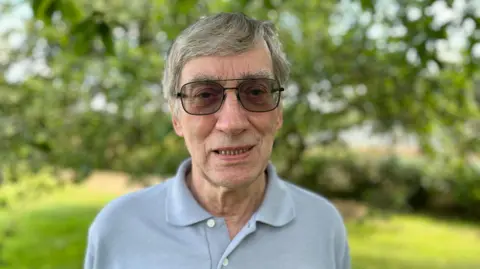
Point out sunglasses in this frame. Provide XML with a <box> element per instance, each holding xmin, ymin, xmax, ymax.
<box><xmin>175</xmin><ymin>78</ymin><xmax>284</xmax><ymax>115</ymax></box>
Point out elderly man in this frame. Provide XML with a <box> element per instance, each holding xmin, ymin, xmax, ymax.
<box><xmin>84</xmin><ymin>12</ymin><xmax>351</xmax><ymax>269</ymax></box>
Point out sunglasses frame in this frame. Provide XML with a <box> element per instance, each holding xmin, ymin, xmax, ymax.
<box><xmin>175</xmin><ymin>78</ymin><xmax>285</xmax><ymax>116</ymax></box>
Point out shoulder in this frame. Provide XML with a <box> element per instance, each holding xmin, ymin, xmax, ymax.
<box><xmin>281</xmin><ymin>179</ymin><xmax>350</xmax><ymax>260</ymax></box>
<box><xmin>87</xmin><ymin>178</ymin><xmax>173</xmax><ymax>238</ymax></box>
<box><xmin>282</xmin><ymin>179</ymin><xmax>347</xmax><ymax>230</ymax></box>
<box><xmin>282</xmin><ymin>180</ymin><xmax>351</xmax><ymax>267</ymax></box>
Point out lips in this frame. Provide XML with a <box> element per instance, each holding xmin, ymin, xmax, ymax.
<box><xmin>213</xmin><ymin>145</ymin><xmax>254</xmax><ymax>156</ymax></box>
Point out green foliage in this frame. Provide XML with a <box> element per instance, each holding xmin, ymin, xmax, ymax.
<box><xmin>69</xmin><ymin>12</ymin><xmax>115</xmax><ymax>55</ymax></box>
<box><xmin>0</xmin><ymin>164</ymin><xmax>59</xmax><ymax>210</ymax></box>
<box><xmin>358</xmin><ymin>0</ymin><xmax>480</xmax><ymax>74</ymax></box>
<box><xmin>1</xmin><ymin>0</ymin><xmax>479</xmax><ymax>209</ymax></box>
<box><xmin>290</xmin><ymin>146</ymin><xmax>480</xmax><ymax>218</ymax></box>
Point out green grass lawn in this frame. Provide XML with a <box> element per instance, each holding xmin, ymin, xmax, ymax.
<box><xmin>347</xmin><ymin>214</ymin><xmax>480</xmax><ymax>269</ymax></box>
<box><xmin>1</xmin><ymin>186</ymin><xmax>479</xmax><ymax>269</ymax></box>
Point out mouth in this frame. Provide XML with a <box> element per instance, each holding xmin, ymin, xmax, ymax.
<box><xmin>213</xmin><ymin>145</ymin><xmax>255</xmax><ymax>156</ymax></box>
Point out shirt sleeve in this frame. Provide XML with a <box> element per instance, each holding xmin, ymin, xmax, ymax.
<box><xmin>337</xmin><ymin>237</ymin><xmax>351</xmax><ymax>269</ymax></box>
<box><xmin>335</xmin><ymin>221</ymin><xmax>351</xmax><ymax>269</ymax></box>
<box><xmin>83</xmin><ymin>225</ymin><xmax>96</xmax><ymax>269</ymax></box>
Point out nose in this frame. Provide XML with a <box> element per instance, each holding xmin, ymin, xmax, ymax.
<box><xmin>215</xmin><ymin>90</ymin><xmax>249</xmax><ymax>135</ymax></box>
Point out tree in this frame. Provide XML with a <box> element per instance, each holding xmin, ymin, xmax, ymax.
<box><xmin>1</xmin><ymin>0</ymin><xmax>479</xmax><ymax>188</ymax></box>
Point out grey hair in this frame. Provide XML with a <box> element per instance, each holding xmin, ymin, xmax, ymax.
<box><xmin>162</xmin><ymin>12</ymin><xmax>290</xmax><ymax>114</ymax></box>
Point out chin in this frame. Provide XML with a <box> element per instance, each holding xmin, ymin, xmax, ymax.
<box><xmin>210</xmin><ymin>169</ymin><xmax>263</xmax><ymax>189</ymax></box>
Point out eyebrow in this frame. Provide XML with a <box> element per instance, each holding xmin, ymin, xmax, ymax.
<box><xmin>188</xmin><ymin>70</ymin><xmax>275</xmax><ymax>83</ymax></box>
<box><xmin>239</xmin><ymin>70</ymin><xmax>275</xmax><ymax>80</ymax></box>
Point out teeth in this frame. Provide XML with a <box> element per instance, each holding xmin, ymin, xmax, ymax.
<box><xmin>218</xmin><ymin>148</ymin><xmax>249</xmax><ymax>155</ymax></box>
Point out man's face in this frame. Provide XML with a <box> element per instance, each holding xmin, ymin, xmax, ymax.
<box><xmin>172</xmin><ymin>41</ymin><xmax>283</xmax><ymax>189</ymax></box>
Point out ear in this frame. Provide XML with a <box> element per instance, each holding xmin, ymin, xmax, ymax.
<box><xmin>172</xmin><ymin>114</ymin><xmax>184</xmax><ymax>137</ymax></box>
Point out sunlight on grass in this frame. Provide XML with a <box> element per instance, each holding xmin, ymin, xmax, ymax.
<box><xmin>0</xmin><ymin>186</ymin><xmax>118</xmax><ymax>269</ymax></box>
<box><xmin>1</xmin><ymin>185</ymin><xmax>479</xmax><ymax>269</ymax></box>
<box><xmin>347</xmin><ymin>214</ymin><xmax>480</xmax><ymax>269</ymax></box>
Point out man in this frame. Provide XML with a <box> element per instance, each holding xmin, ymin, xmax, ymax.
<box><xmin>84</xmin><ymin>12</ymin><xmax>351</xmax><ymax>269</ymax></box>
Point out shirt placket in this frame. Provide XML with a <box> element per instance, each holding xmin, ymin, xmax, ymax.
<box><xmin>214</xmin><ymin>219</ymin><xmax>258</xmax><ymax>269</ymax></box>
<box><xmin>203</xmin><ymin>217</ymin><xmax>231</xmax><ymax>269</ymax></box>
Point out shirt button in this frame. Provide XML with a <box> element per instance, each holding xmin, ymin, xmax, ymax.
<box><xmin>222</xmin><ymin>258</ymin><xmax>229</xmax><ymax>266</ymax></box>
<box><xmin>207</xmin><ymin>219</ymin><xmax>216</xmax><ymax>228</ymax></box>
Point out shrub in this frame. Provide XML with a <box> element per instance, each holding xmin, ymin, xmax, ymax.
<box><xmin>281</xmin><ymin>146</ymin><xmax>480</xmax><ymax>219</ymax></box>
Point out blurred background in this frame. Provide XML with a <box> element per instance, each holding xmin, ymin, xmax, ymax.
<box><xmin>1</xmin><ymin>0</ymin><xmax>479</xmax><ymax>268</ymax></box>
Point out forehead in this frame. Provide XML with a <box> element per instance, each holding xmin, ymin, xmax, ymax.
<box><xmin>180</xmin><ymin>43</ymin><xmax>274</xmax><ymax>85</ymax></box>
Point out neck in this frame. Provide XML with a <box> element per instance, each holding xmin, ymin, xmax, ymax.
<box><xmin>186</xmin><ymin>168</ymin><xmax>267</xmax><ymax>239</ymax></box>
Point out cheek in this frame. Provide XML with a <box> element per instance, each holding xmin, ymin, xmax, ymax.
<box><xmin>185</xmin><ymin>117</ymin><xmax>215</xmax><ymax>144</ymax></box>
<box><xmin>251</xmin><ymin>116</ymin><xmax>279</xmax><ymax>140</ymax></box>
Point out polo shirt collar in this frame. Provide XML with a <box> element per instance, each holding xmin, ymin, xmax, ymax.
<box><xmin>165</xmin><ymin>158</ymin><xmax>296</xmax><ymax>227</ymax></box>
<box><xmin>165</xmin><ymin>159</ymin><xmax>211</xmax><ymax>226</ymax></box>
<box><xmin>254</xmin><ymin>163</ymin><xmax>296</xmax><ymax>226</ymax></box>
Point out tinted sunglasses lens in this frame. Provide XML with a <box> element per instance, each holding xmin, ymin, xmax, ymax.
<box><xmin>181</xmin><ymin>82</ymin><xmax>224</xmax><ymax>115</ymax></box>
<box><xmin>238</xmin><ymin>79</ymin><xmax>280</xmax><ymax>112</ymax></box>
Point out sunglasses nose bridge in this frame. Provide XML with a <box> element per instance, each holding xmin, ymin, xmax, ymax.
<box><xmin>222</xmin><ymin>87</ymin><xmax>241</xmax><ymax>101</ymax></box>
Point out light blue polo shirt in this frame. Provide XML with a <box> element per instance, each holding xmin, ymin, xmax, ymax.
<box><xmin>84</xmin><ymin>158</ymin><xmax>351</xmax><ymax>269</ymax></box>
